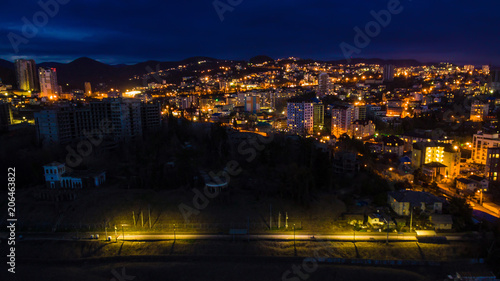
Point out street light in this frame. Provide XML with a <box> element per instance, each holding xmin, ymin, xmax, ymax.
<box><xmin>384</xmin><ymin>219</ymin><xmax>389</xmax><ymax>245</ymax></box>
<box><xmin>477</xmin><ymin>189</ymin><xmax>483</xmax><ymax>206</ymax></box>
<box><xmin>174</xmin><ymin>224</ymin><xmax>176</xmax><ymax>241</ymax></box>
<box><xmin>293</xmin><ymin>224</ymin><xmax>296</xmax><ymax>248</ymax></box>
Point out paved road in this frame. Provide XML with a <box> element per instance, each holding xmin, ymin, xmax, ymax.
<box><xmin>1</xmin><ymin>231</ymin><xmax>477</xmax><ymax>242</ymax></box>
<box><xmin>437</xmin><ymin>183</ymin><xmax>500</xmax><ymax>219</ymax></box>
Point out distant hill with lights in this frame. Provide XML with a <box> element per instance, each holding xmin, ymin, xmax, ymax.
<box><xmin>0</xmin><ymin>56</ymin><xmax>440</xmax><ymax>91</ymax></box>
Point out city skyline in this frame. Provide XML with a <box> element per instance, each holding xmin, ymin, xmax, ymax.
<box><xmin>1</xmin><ymin>0</ymin><xmax>499</xmax><ymax>65</ymax></box>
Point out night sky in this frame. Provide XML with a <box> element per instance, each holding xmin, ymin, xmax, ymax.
<box><xmin>1</xmin><ymin>0</ymin><xmax>499</xmax><ymax>65</ymax></box>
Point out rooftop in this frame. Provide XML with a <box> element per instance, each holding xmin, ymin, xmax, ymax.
<box><xmin>388</xmin><ymin>190</ymin><xmax>443</xmax><ymax>205</ymax></box>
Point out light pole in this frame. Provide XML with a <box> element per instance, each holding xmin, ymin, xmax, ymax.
<box><xmin>384</xmin><ymin>219</ymin><xmax>389</xmax><ymax>245</ymax></box>
<box><xmin>174</xmin><ymin>224</ymin><xmax>176</xmax><ymax>241</ymax></box>
<box><xmin>353</xmin><ymin>224</ymin><xmax>356</xmax><ymax>243</ymax></box>
<box><xmin>293</xmin><ymin>224</ymin><xmax>296</xmax><ymax>248</ymax></box>
<box><xmin>409</xmin><ymin>208</ymin><xmax>413</xmax><ymax>233</ymax></box>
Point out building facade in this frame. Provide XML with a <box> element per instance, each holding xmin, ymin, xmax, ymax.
<box><xmin>84</xmin><ymin>82</ymin><xmax>92</xmax><ymax>97</ymax></box>
<box><xmin>313</xmin><ymin>103</ymin><xmax>324</xmax><ymax>133</ymax></box>
<box><xmin>15</xmin><ymin>59</ymin><xmax>39</xmax><ymax>92</ymax></box>
<box><xmin>470</xmin><ymin>100</ymin><xmax>489</xmax><ymax>122</ymax></box>
<box><xmin>486</xmin><ymin>147</ymin><xmax>500</xmax><ymax>183</ymax></box>
<box><xmin>43</xmin><ymin>162</ymin><xmax>106</xmax><ymax>189</ymax></box>
<box><xmin>287</xmin><ymin>100</ymin><xmax>314</xmax><ymax>135</ymax></box>
<box><xmin>388</xmin><ymin>190</ymin><xmax>443</xmax><ymax>216</ymax></box>
<box><xmin>412</xmin><ymin>142</ymin><xmax>461</xmax><ymax>179</ymax></box>
<box><xmin>472</xmin><ymin>132</ymin><xmax>500</xmax><ymax>165</ymax></box>
<box><xmin>350</xmin><ymin>120</ymin><xmax>375</xmax><ymax>140</ymax></box>
<box><xmin>383</xmin><ymin>64</ymin><xmax>395</xmax><ymax>82</ymax></box>
<box><xmin>331</xmin><ymin>105</ymin><xmax>355</xmax><ymax>138</ymax></box>
<box><xmin>318</xmin><ymin>72</ymin><xmax>330</xmax><ymax>97</ymax></box>
<box><xmin>39</xmin><ymin>67</ymin><xmax>59</xmax><ymax>98</ymax></box>
<box><xmin>35</xmin><ymin>99</ymin><xmax>162</xmax><ymax>145</ymax></box>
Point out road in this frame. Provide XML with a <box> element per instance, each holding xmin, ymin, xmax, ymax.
<box><xmin>1</xmin><ymin>231</ymin><xmax>477</xmax><ymax>242</ymax></box>
<box><xmin>437</xmin><ymin>183</ymin><xmax>500</xmax><ymax>219</ymax></box>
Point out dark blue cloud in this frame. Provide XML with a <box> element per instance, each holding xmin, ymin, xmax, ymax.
<box><xmin>1</xmin><ymin>0</ymin><xmax>499</xmax><ymax>65</ymax></box>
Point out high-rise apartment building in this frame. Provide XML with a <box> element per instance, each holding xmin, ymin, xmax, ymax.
<box><xmin>15</xmin><ymin>59</ymin><xmax>39</xmax><ymax>92</ymax></box>
<box><xmin>84</xmin><ymin>82</ymin><xmax>92</xmax><ymax>97</ymax></box>
<box><xmin>35</xmin><ymin>99</ymin><xmax>162</xmax><ymax>145</ymax></box>
<box><xmin>472</xmin><ymin>131</ymin><xmax>500</xmax><ymax>165</ymax></box>
<box><xmin>332</xmin><ymin>105</ymin><xmax>365</xmax><ymax>138</ymax></box>
<box><xmin>383</xmin><ymin>65</ymin><xmax>395</xmax><ymax>82</ymax></box>
<box><xmin>486</xmin><ymin>147</ymin><xmax>500</xmax><ymax>183</ymax></box>
<box><xmin>39</xmin><ymin>67</ymin><xmax>59</xmax><ymax>98</ymax></box>
<box><xmin>313</xmin><ymin>103</ymin><xmax>324</xmax><ymax>133</ymax></box>
<box><xmin>318</xmin><ymin>72</ymin><xmax>330</xmax><ymax>97</ymax></box>
<box><xmin>490</xmin><ymin>69</ymin><xmax>500</xmax><ymax>92</ymax></box>
<box><xmin>287</xmin><ymin>97</ymin><xmax>315</xmax><ymax>135</ymax></box>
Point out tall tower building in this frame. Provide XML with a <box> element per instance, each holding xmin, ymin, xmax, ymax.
<box><xmin>287</xmin><ymin>97</ymin><xmax>314</xmax><ymax>135</ymax></box>
<box><xmin>383</xmin><ymin>65</ymin><xmax>395</xmax><ymax>82</ymax></box>
<box><xmin>490</xmin><ymin>69</ymin><xmax>500</xmax><ymax>92</ymax></box>
<box><xmin>84</xmin><ymin>82</ymin><xmax>92</xmax><ymax>97</ymax></box>
<box><xmin>39</xmin><ymin>67</ymin><xmax>59</xmax><ymax>98</ymax></box>
<box><xmin>313</xmin><ymin>103</ymin><xmax>324</xmax><ymax>133</ymax></box>
<box><xmin>331</xmin><ymin>105</ymin><xmax>355</xmax><ymax>138</ymax></box>
<box><xmin>15</xmin><ymin>59</ymin><xmax>39</xmax><ymax>92</ymax></box>
<box><xmin>318</xmin><ymin>72</ymin><xmax>330</xmax><ymax>97</ymax></box>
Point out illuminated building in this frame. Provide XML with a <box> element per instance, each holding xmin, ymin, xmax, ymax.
<box><xmin>386</xmin><ymin>99</ymin><xmax>403</xmax><ymax>117</ymax></box>
<box><xmin>35</xmin><ymin>99</ymin><xmax>161</xmax><ymax>145</ymax></box>
<box><xmin>84</xmin><ymin>82</ymin><xmax>92</xmax><ymax>97</ymax></box>
<box><xmin>245</xmin><ymin>95</ymin><xmax>261</xmax><ymax>113</ymax></box>
<box><xmin>331</xmin><ymin>105</ymin><xmax>355</xmax><ymax>138</ymax></box>
<box><xmin>486</xmin><ymin>147</ymin><xmax>500</xmax><ymax>183</ymax></box>
<box><xmin>318</xmin><ymin>72</ymin><xmax>330</xmax><ymax>97</ymax></box>
<box><xmin>383</xmin><ymin>64</ymin><xmax>395</xmax><ymax>82</ymax></box>
<box><xmin>470</xmin><ymin>100</ymin><xmax>489</xmax><ymax>122</ymax></box>
<box><xmin>412</xmin><ymin>143</ymin><xmax>460</xmax><ymax>179</ymax></box>
<box><xmin>39</xmin><ymin>67</ymin><xmax>59</xmax><ymax>98</ymax></box>
<box><xmin>472</xmin><ymin>131</ymin><xmax>500</xmax><ymax>165</ymax></box>
<box><xmin>287</xmin><ymin>97</ymin><xmax>314</xmax><ymax>135</ymax></box>
<box><xmin>350</xmin><ymin>120</ymin><xmax>375</xmax><ymax>140</ymax></box>
<box><xmin>313</xmin><ymin>103</ymin><xmax>324</xmax><ymax>133</ymax></box>
<box><xmin>382</xmin><ymin>135</ymin><xmax>405</xmax><ymax>156</ymax></box>
<box><xmin>464</xmin><ymin>65</ymin><xmax>475</xmax><ymax>72</ymax></box>
<box><xmin>482</xmin><ymin>65</ymin><xmax>490</xmax><ymax>75</ymax></box>
<box><xmin>388</xmin><ymin>190</ymin><xmax>443</xmax><ymax>216</ymax></box>
<box><xmin>15</xmin><ymin>59</ymin><xmax>39</xmax><ymax>92</ymax></box>
<box><xmin>401</xmin><ymin>130</ymin><xmax>452</xmax><ymax>152</ymax></box>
